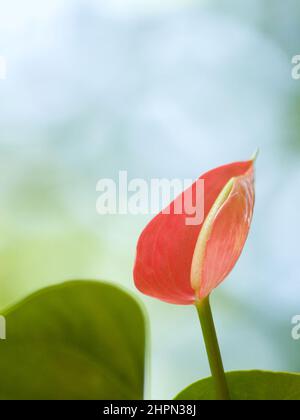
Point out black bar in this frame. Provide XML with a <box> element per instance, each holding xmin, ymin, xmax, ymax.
<box><xmin>0</xmin><ymin>400</ymin><xmax>206</xmax><ymax>416</ymax></box>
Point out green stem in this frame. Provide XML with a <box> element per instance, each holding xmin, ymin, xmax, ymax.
<box><xmin>196</xmin><ymin>296</ymin><xmax>230</xmax><ymax>400</ymax></box>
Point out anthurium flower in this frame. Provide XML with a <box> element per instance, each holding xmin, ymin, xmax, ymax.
<box><xmin>134</xmin><ymin>158</ymin><xmax>255</xmax><ymax>305</ymax></box>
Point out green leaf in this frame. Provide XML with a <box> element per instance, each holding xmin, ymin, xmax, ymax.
<box><xmin>175</xmin><ymin>371</ymin><xmax>300</xmax><ymax>400</ymax></box>
<box><xmin>0</xmin><ymin>281</ymin><xmax>146</xmax><ymax>400</ymax></box>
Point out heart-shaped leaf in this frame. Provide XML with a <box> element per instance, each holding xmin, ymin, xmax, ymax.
<box><xmin>175</xmin><ymin>371</ymin><xmax>300</xmax><ymax>400</ymax></box>
<box><xmin>0</xmin><ymin>281</ymin><xmax>146</xmax><ymax>400</ymax></box>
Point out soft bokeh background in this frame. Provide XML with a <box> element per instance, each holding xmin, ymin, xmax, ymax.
<box><xmin>1</xmin><ymin>0</ymin><xmax>300</xmax><ymax>399</ymax></box>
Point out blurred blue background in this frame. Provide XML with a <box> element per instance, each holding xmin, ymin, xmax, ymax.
<box><xmin>0</xmin><ymin>0</ymin><xmax>300</xmax><ymax>399</ymax></box>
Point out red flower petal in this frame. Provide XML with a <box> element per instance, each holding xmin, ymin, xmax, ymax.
<box><xmin>134</xmin><ymin>160</ymin><xmax>255</xmax><ymax>305</ymax></box>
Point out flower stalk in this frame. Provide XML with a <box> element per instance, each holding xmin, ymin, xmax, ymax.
<box><xmin>196</xmin><ymin>296</ymin><xmax>230</xmax><ymax>400</ymax></box>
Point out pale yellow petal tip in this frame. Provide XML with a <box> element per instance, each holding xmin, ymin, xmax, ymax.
<box><xmin>251</xmin><ymin>148</ymin><xmax>260</xmax><ymax>162</ymax></box>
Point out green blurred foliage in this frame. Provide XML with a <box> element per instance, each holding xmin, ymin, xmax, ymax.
<box><xmin>0</xmin><ymin>281</ymin><xmax>146</xmax><ymax>399</ymax></box>
<box><xmin>175</xmin><ymin>370</ymin><xmax>300</xmax><ymax>400</ymax></box>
